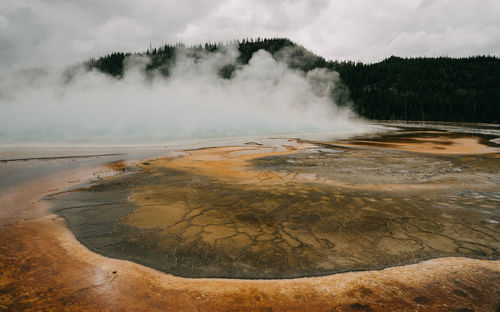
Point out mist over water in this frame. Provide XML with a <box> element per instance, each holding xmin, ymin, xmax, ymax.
<box><xmin>0</xmin><ymin>46</ymin><xmax>370</xmax><ymax>146</ymax></box>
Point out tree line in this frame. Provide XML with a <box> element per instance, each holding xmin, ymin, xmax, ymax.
<box><xmin>87</xmin><ymin>38</ymin><xmax>500</xmax><ymax>123</ymax></box>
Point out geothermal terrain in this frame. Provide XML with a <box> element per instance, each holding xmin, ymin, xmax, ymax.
<box><xmin>1</xmin><ymin>122</ymin><xmax>499</xmax><ymax>311</ymax></box>
<box><xmin>2</xmin><ymin>0</ymin><xmax>500</xmax><ymax>309</ymax></box>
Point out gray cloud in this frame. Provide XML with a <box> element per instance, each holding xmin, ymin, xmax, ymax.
<box><xmin>1</xmin><ymin>0</ymin><xmax>499</xmax><ymax>71</ymax></box>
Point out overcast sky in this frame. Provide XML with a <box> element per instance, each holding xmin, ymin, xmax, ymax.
<box><xmin>1</xmin><ymin>0</ymin><xmax>500</xmax><ymax>71</ymax></box>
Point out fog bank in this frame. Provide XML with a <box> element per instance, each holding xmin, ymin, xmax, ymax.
<box><xmin>0</xmin><ymin>47</ymin><xmax>370</xmax><ymax>145</ymax></box>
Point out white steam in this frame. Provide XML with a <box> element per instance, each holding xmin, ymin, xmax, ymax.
<box><xmin>0</xmin><ymin>46</ymin><xmax>368</xmax><ymax>145</ymax></box>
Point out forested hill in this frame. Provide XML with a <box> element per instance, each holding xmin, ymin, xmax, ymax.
<box><xmin>338</xmin><ymin>56</ymin><xmax>500</xmax><ymax>123</ymax></box>
<box><xmin>87</xmin><ymin>38</ymin><xmax>500</xmax><ymax>123</ymax></box>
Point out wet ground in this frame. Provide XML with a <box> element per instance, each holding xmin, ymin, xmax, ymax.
<box><xmin>1</xmin><ymin>123</ymin><xmax>500</xmax><ymax>311</ymax></box>
<box><xmin>49</xmin><ymin>125</ymin><xmax>500</xmax><ymax>279</ymax></box>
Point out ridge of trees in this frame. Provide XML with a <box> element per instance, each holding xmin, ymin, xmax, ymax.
<box><xmin>87</xmin><ymin>38</ymin><xmax>500</xmax><ymax>123</ymax></box>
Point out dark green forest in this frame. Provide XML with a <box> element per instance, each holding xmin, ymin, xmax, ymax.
<box><xmin>87</xmin><ymin>38</ymin><xmax>500</xmax><ymax>123</ymax></box>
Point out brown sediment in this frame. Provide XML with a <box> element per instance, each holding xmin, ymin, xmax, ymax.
<box><xmin>106</xmin><ymin>160</ymin><xmax>128</xmax><ymax>172</ymax></box>
<box><xmin>320</xmin><ymin>133</ymin><xmax>500</xmax><ymax>155</ymax></box>
<box><xmin>146</xmin><ymin>144</ymin><xmax>309</xmax><ymax>185</ymax></box>
<box><xmin>36</xmin><ymin>136</ymin><xmax>496</xmax><ymax>280</ymax></box>
<box><xmin>105</xmin><ymin>141</ymin><xmax>499</xmax><ymax>278</ymax></box>
<box><xmin>2</xmin><ymin>132</ymin><xmax>500</xmax><ymax>310</ymax></box>
<box><xmin>1</xmin><ymin>216</ymin><xmax>499</xmax><ymax>311</ymax></box>
<box><xmin>137</xmin><ymin>143</ymin><xmax>431</xmax><ymax>192</ymax></box>
<box><xmin>136</xmin><ymin>138</ymin><xmax>496</xmax><ymax>193</ymax></box>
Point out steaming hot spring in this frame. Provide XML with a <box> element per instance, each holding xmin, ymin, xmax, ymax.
<box><xmin>1</xmin><ymin>49</ymin><xmax>500</xmax><ymax>311</ymax></box>
<box><xmin>2</xmin><ymin>122</ymin><xmax>500</xmax><ymax>310</ymax></box>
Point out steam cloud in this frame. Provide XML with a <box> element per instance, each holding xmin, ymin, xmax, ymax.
<box><xmin>0</xmin><ymin>46</ymin><xmax>369</xmax><ymax>145</ymax></box>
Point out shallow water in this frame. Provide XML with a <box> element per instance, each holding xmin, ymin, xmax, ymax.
<box><xmin>49</xmin><ymin>124</ymin><xmax>500</xmax><ymax>279</ymax></box>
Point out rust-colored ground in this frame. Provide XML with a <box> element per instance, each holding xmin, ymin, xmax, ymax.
<box><xmin>2</xmin><ymin>217</ymin><xmax>500</xmax><ymax>311</ymax></box>
<box><xmin>321</xmin><ymin>131</ymin><xmax>500</xmax><ymax>155</ymax></box>
<box><xmin>1</xmin><ymin>132</ymin><xmax>500</xmax><ymax>311</ymax></box>
<box><xmin>110</xmin><ymin>142</ymin><xmax>499</xmax><ymax>279</ymax></box>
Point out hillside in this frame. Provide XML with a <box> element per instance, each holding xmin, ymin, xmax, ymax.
<box><xmin>87</xmin><ymin>38</ymin><xmax>500</xmax><ymax>123</ymax></box>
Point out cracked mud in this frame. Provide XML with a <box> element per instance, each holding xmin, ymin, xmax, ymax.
<box><xmin>50</xmin><ymin>130</ymin><xmax>500</xmax><ymax>279</ymax></box>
